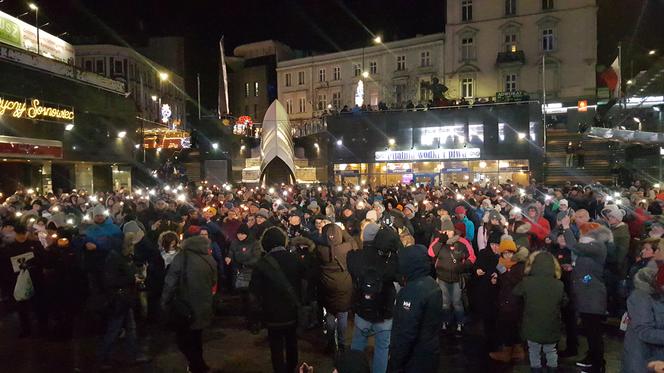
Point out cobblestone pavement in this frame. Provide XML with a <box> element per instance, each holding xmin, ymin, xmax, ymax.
<box><xmin>0</xmin><ymin>296</ymin><xmax>624</xmax><ymax>373</ymax></box>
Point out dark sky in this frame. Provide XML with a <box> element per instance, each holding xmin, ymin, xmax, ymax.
<box><xmin>1</xmin><ymin>0</ymin><xmax>662</xmax><ymax>111</ymax></box>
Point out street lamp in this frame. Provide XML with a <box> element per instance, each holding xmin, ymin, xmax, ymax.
<box><xmin>388</xmin><ymin>138</ymin><xmax>396</xmax><ymax>146</ymax></box>
<box><xmin>336</xmin><ymin>139</ymin><xmax>342</xmax><ymax>146</ymax></box>
<box><xmin>158</xmin><ymin>72</ymin><xmax>169</xmax><ymax>81</ymax></box>
<box><xmin>362</xmin><ymin>71</ymin><xmax>369</xmax><ymax>78</ymax></box>
<box><xmin>649</xmin><ymin>50</ymin><xmax>657</xmax><ymax>56</ymax></box>
<box><xmin>117</xmin><ymin>131</ymin><xmax>127</xmax><ymax>139</ymax></box>
<box><xmin>151</xmin><ymin>95</ymin><xmax>158</xmax><ymax>102</ymax></box>
<box><xmin>28</xmin><ymin>3</ymin><xmax>39</xmax><ymax>55</ymax></box>
<box><xmin>211</xmin><ymin>142</ymin><xmax>219</xmax><ymax>150</ymax></box>
<box><xmin>517</xmin><ymin>132</ymin><xmax>526</xmax><ymax>140</ymax></box>
<box><xmin>373</xmin><ymin>36</ymin><xmax>382</xmax><ymax>44</ymax></box>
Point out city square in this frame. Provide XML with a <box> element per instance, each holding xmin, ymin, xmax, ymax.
<box><xmin>0</xmin><ymin>0</ymin><xmax>663</xmax><ymax>372</ymax></box>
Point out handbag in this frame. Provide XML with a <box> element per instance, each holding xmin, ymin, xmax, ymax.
<box><xmin>13</xmin><ymin>269</ymin><xmax>34</xmax><ymax>301</ymax></box>
<box><xmin>234</xmin><ymin>267</ymin><xmax>253</xmax><ymax>290</ymax></box>
<box><xmin>165</xmin><ymin>252</ymin><xmax>194</xmax><ymax>330</ymax></box>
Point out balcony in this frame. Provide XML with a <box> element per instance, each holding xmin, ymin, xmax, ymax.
<box><xmin>496</xmin><ymin>50</ymin><xmax>525</xmax><ymax>66</ymax></box>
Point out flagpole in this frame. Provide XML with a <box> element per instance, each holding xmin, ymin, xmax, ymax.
<box><xmin>618</xmin><ymin>42</ymin><xmax>623</xmax><ymax>107</ymax></box>
<box><xmin>542</xmin><ymin>54</ymin><xmax>547</xmax><ymax>154</ymax></box>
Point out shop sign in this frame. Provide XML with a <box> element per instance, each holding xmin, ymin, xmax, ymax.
<box><xmin>499</xmin><ymin>166</ymin><xmax>529</xmax><ymax>172</ymax></box>
<box><xmin>375</xmin><ymin>148</ymin><xmax>480</xmax><ymax>162</ymax></box>
<box><xmin>440</xmin><ymin>167</ymin><xmax>469</xmax><ymax>173</ymax></box>
<box><xmin>0</xmin><ymin>96</ymin><xmax>74</xmax><ymax>123</ymax></box>
<box><xmin>0</xmin><ymin>135</ymin><xmax>62</xmax><ymax>159</ymax></box>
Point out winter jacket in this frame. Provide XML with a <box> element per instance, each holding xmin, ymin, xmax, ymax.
<box><xmin>608</xmin><ymin>222</ymin><xmax>630</xmax><ymax>278</ymax></box>
<box><xmin>316</xmin><ymin>224</ymin><xmax>357</xmax><ymax>314</ymax></box>
<box><xmin>389</xmin><ymin>245</ymin><xmax>442</xmax><ymax>373</ymax></box>
<box><xmin>496</xmin><ymin>247</ymin><xmax>529</xmax><ymax>322</ymax></box>
<box><xmin>228</xmin><ymin>237</ymin><xmax>261</xmax><ymax>268</ymax></box>
<box><xmin>470</xmin><ymin>247</ymin><xmax>499</xmax><ymax>317</ymax></box>
<box><xmin>430</xmin><ymin>235</ymin><xmax>471</xmax><ymax>283</ymax></box>
<box><xmin>83</xmin><ymin>218</ymin><xmax>123</xmax><ymax>271</ymax></box>
<box><xmin>104</xmin><ymin>250</ymin><xmax>138</xmax><ymax>315</ymax></box>
<box><xmin>347</xmin><ymin>241</ymin><xmax>397</xmax><ymax>322</ymax></box>
<box><xmin>523</xmin><ymin>204</ymin><xmax>551</xmax><ymax>247</ymax></box>
<box><xmin>161</xmin><ymin>236</ymin><xmax>218</xmax><ymax>330</ymax></box>
<box><xmin>249</xmin><ymin>247</ymin><xmax>304</xmax><ymax>328</ymax></box>
<box><xmin>513</xmin><ymin>251</ymin><xmax>567</xmax><ymax>344</ymax></box>
<box><xmin>563</xmin><ymin>226</ymin><xmax>609</xmax><ymax>315</ymax></box>
<box><xmin>622</xmin><ymin>267</ymin><xmax>664</xmax><ymax>373</ymax></box>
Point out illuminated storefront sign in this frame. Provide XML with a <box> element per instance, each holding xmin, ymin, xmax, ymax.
<box><xmin>375</xmin><ymin>148</ymin><xmax>481</xmax><ymax>161</ymax></box>
<box><xmin>0</xmin><ymin>96</ymin><xmax>74</xmax><ymax>122</ymax></box>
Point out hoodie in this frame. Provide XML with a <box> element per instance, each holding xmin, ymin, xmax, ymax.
<box><xmin>389</xmin><ymin>244</ymin><xmax>443</xmax><ymax>372</ymax></box>
<box><xmin>522</xmin><ymin>203</ymin><xmax>551</xmax><ymax>245</ymax></box>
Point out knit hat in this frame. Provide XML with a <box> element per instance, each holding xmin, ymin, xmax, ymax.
<box><xmin>487</xmin><ymin>209</ymin><xmax>502</xmax><ymax>222</ymax></box>
<box><xmin>187</xmin><ymin>225</ymin><xmax>202</xmax><ymax>236</ymax></box>
<box><xmin>237</xmin><ymin>223</ymin><xmax>252</xmax><ymax>236</ymax></box>
<box><xmin>372</xmin><ymin>201</ymin><xmax>385</xmax><ymax>214</ymax></box>
<box><xmin>499</xmin><ymin>234</ymin><xmax>517</xmax><ymax>253</ymax></box>
<box><xmin>204</xmin><ymin>206</ymin><xmax>218</xmax><ymax>216</ymax></box>
<box><xmin>601</xmin><ymin>204</ymin><xmax>626</xmax><ymax>221</ymax></box>
<box><xmin>404</xmin><ymin>204</ymin><xmax>416</xmax><ymax>214</ymax></box>
<box><xmin>365</xmin><ymin>210</ymin><xmax>378</xmax><ymax>222</ymax></box>
<box><xmin>579</xmin><ymin>222</ymin><xmax>602</xmax><ymax>236</ymax></box>
<box><xmin>454</xmin><ymin>205</ymin><xmax>466</xmax><ymax>215</ymax></box>
<box><xmin>92</xmin><ymin>204</ymin><xmax>106</xmax><ymax>217</ymax></box>
<box><xmin>559</xmin><ymin>199</ymin><xmax>569</xmax><ymax>206</ymax></box>
<box><xmin>362</xmin><ymin>223</ymin><xmax>380</xmax><ymax>242</ymax></box>
<box><xmin>440</xmin><ymin>216</ymin><xmax>454</xmax><ymax>231</ymax></box>
<box><xmin>488</xmin><ymin>229</ymin><xmax>503</xmax><ymax>245</ymax></box>
<box><xmin>307</xmin><ymin>200</ymin><xmax>320</xmax><ymax>211</ymax></box>
<box><xmin>261</xmin><ymin>226</ymin><xmax>287</xmax><ymax>251</ymax></box>
<box><xmin>454</xmin><ymin>222</ymin><xmax>466</xmax><ymax>237</ymax></box>
<box><xmin>122</xmin><ymin>220</ymin><xmax>145</xmax><ymax>244</ymax></box>
<box><xmin>256</xmin><ymin>208</ymin><xmax>270</xmax><ymax>219</ymax></box>
<box><xmin>509</xmin><ymin>207</ymin><xmax>522</xmax><ymax>219</ymax></box>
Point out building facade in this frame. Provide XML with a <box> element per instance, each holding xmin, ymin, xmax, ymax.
<box><xmin>276</xmin><ymin>33</ymin><xmax>445</xmax><ymax>127</ymax></box>
<box><xmin>444</xmin><ymin>0</ymin><xmax>597</xmax><ymax>102</ymax></box>
<box><xmin>227</xmin><ymin>40</ymin><xmax>295</xmax><ymax>124</ymax></box>
<box><xmin>75</xmin><ymin>44</ymin><xmax>186</xmax><ymax>128</ymax></box>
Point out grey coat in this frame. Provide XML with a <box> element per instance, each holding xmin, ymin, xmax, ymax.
<box><xmin>161</xmin><ymin>236</ymin><xmax>218</xmax><ymax>330</ymax></box>
<box><xmin>563</xmin><ymin>226</ymin><xmax>609</xmax><ymax>315</ymax></box>
<box><xmin>622</xmin><ymin>267</ymin><xmax>664</xmax><ymax>373</ymax></box>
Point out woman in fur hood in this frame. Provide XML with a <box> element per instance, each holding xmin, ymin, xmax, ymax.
<box><xmin>477</xmin><ymin>209</ymin><xmax>507</xmax><ymax>251</ymax></box>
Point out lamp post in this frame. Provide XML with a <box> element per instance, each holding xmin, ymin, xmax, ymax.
<box><xmin>28</xmin><ymin>3</ymin><xmax>39</xmax><ymax>55</ymax></box>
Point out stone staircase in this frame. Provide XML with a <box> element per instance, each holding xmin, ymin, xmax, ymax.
<box><xmin>544</xmin><ymin>129</ymin><xmax>614</xmax><ymax>185</ymax></box>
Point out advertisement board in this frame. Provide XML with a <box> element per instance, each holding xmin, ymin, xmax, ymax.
<box><xmin>375</xmin><ymin>148</ymin><xmax>481</xmax><ymax>162</ymax></box>
<box><xmin>0</xmin><ymin>10</ymin><xmax>75</xmax><ymax>63</ymax></box>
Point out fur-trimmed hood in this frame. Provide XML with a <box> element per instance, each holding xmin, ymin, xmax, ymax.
<box><xmin>513</xmin><ymin>245</ymin><xmax>530</xmax><ymax>263</ymax></box>
<box><xmin>524</xmin><ymin>203</ymin><xmax>543</xmax><ymax>223</ymax></box>
<box><xmin>580</xmin><ymin>224</ymin><xmax>614</xmax><ymax>244</ymax></box>
<box><xmin>524</xmin><ymin>250</ymin><xmax>561</xmax><ymax>279</ymax></box>
<box><xmin>634</xmin><ymin>267</ymin><xmax>658</xmax><ymax>294</ymax></box>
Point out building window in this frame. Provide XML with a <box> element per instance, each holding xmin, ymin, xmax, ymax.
<box><xmin>317</xmin><ymin>94</ymin><xmax>327</xmax><ymax>110</ymax></box>
<box><xmin>396</xmin><ymin>55</ymin><xmax>406</xmax><ymax>71</ymax></box>
<box><xmin>332</xmin><ymin>92</ymin><xmax>342</xmax><ymax>108</ymax></box>
<box><xmin>498</xmin><ymin>123</ymin><xmax>506</xmax><ymax>142</ymax></box>
<box><xmin>542</xmin><ymin>28</ymin><xmax>555</xmax><ymax>51</ymax></box>
<box><xmin>299</xmin><ymin>97</ymin><xmax>306</xmax><ymax>113</ymax></box>
<box><xmin>461</xmin><ymin>37</ymin><xmax>476</xmax><ymax>61</ymax></box>
<box><xmin>286</xmin><ymin>99</ymin><xmax>293</xmax><ymax>114</ymax></box>
<box><xmin>504</xmin><ymin>32</ymin><xmax>518</xmax><ymax>52</ymax></box>
<box><xmin>254</xmin><ymin>82</ymin><xmax>259</xmax><ymax>96</ymax></box>
<box><xmin>353</xmin><ymin>64</ymin><xmax>361</xmax><ymax>77</ymax></box>
<box><xmin>298</xmin><ymin>71</ymin><xmax>305</xmax><ymax>85</ymax></box>
<box><xmin>505</xmin><ymin>0</ymin><xmax>516</xmax><ymax>16</ymax></box>
<box><xmin>461</xmin><ymin>76</ymin><xmax>474</xmax><ymax>98</ymax></box>
<box><xmin>318</xmin><ymin>68</ymin><xmax>326</xmax><ymax>82</ymax></box>
<box><xmin>369</xmin><ymin>61</ymin><xmax>377</xmax><ymax>74</ymax></box>
<box><xmin>420</xmin><ymin>51</ymin><xmax>431</xmax><ymax>67</ymax></box>
<box><xmin>84</xmin><ymin>60</ymin><xmax>93</xmax><ymax>71</ymax></box>
<box><xmin>504</xmin><ymin>73</ymin><xmax>518</xmax><ymax>92</ymax></box>
<box><xmin>96</xmin><ymin>60</ymin><xmax>105</xmax><ymax>74</ymax></box>
<box><xmin>114</xmin><ymin>60</ymin><xmax>123</xmax><ymax>74</ymax></box>
<box><xmin>462</xmin><ymin>0</ymin><xmax>473</xmax><ymax>22</ymax></box>
<box><xmin>542</xmin><ymin>0</ymin><xmax>554</xmax><ymax>10</ymax></box>
<box><xmin>285</xmin><ymin>73</ymin><xmax>292</xmax><ymax>87</ymax></box>
<box><xmin>333</xmin><ymin>66</ymin><xmax>341</xmax><ymax>80</ymax></box>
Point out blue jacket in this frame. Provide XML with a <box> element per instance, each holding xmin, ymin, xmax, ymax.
<box><xmin>462</xmin><ymin>216</ymin><xmax>475</xmax><ymax>242</ymax></box>
<box><xmin>85</xmin><ymin>218</ymin><xmax>123</xmax><ymax>253</ymax></box>
<box><xmin>622</xmin><ymin>267</ymin><xmax>664</xmax><ymax>373</ymax></box>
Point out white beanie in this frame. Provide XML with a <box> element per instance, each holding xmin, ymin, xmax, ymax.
<box><xmin>92</xmin><ymin>204</ymin><xmax>106</xmax><ymax>217</ymax></box>
<box><xmin>366</xmin><ymin>210</ymin><xmax>378</xmax><ymax>222</ymax></box>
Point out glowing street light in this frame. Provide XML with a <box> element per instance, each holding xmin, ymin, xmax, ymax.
<box><xmin>158</xmin><ymin>72</ymin><xmax>169</xmax><ymax>81</ymax></box>
<box><xmin>388</xmin><ymin>138</ymin><xmax>396</xmax><ymax>146</ymax></box>
<box><xmin>151</xmin><ymin>95</ymin><xmax>158</xmax><ymax>102</ymax></box>
<box><xmin>517</xmin><ymin>132</ymin><xmax>526</xmax><ymax>140</ymax></box>
<box><xmin>117</xmin><ymin>131</ymin><xmax>127</xmax><ymax>139</ymax></box>
<box><xmin>649</xmin><ymin>50</ymin><xmax>657</xmax><ymax>56</ymax></box>
<box><xmin>373</xmin><ymin>36</ymin><xmax>382</xmax><ymax>44</ymax></box>
<box><xmin>28</xmin><ymin>4</ymin><xmax>40</xmax><ymax>55</ymax></box>
<box><xmin>65</xmin><ymin>124</ymin><xmax>74</xmax><ymax>131</ymax></box>
<box><xmin>336</xmin><ymin>139</ymin><xmax>343</xmax><ymax>146</ymax></box>
<box><xmin>362</xmin><ymin>71</ymin><xmax>369</xmax><ymax>78</ymax></box>
<box><xmin>211</xmin><ymin>142</ymin><xmax>219</xmax><ymax>150</ymax></box>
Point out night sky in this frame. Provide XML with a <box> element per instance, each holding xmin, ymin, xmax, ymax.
<box><xmin>1</xmin><ymin>0</ymin><xmax>662</xmax><ymax>112</ymax></box>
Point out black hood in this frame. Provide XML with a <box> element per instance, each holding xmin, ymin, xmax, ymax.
<box><xmin>399</xmin><ymin>244</ymin><xmax>431</xmax><ymax>282</ymax></box>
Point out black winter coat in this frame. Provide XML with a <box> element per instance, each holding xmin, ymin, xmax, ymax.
<box><xmin>470</xmin><ymin>248</ymin><xmax>499</xmax><ymax>318</ymax></box>
<box><xmin>347</xmin><ymin>242</ymin><xmax>397</xmax><ymax>322</ymax></box>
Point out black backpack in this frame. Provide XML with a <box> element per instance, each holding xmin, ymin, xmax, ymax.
<box><xmin>354</xmin><ymin>265</ymin><xmax>385</xmax><ymax>322</ymax></box>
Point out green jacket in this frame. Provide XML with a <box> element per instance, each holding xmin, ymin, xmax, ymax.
<box><xmin>513</xmin><ymin>251</ymin><xmax>568</xmax><ymax>344</ymax></box>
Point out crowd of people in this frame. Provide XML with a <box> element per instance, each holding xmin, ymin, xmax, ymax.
<box><xmin>2</xmin><ymin>179</ymin><xmax>664</xmax><ymax>373</ymax></box>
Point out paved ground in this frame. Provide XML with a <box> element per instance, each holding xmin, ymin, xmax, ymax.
<box><xmin>0</xmin><ymin>296</ymin><xmax>624</xmax><ymax>373</ymax></box>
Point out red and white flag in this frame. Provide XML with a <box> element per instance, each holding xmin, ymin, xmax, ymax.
<box><xmin>610</xmin><ymin>56</ymin><xmax>621</xmax><ymax>98</ymax></box>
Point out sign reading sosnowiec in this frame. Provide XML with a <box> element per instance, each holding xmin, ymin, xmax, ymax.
<box><xmin>0</xmin><ymin>95</ymin><xmax>75</xmax><ymax>122</ymax></box>
<box><xmin>375</xmin><ymin>148</ymin><xmax>481</xmax><ymax>161</ymax></box>
<box><xmin>0</xmin><ymin>10</ymin><xmax>75</xmax><ymax>63</ymax></box>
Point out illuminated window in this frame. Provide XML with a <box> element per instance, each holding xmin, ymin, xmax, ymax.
<box><xmin>332</xmin><ymin>92</ymin><xmax>342</xmax><ymax>108</ymax></box>
<box><xmin>299</xmin><ymin>97</ymin><xmax>306</xmax><ymax>113</ymax></box>
<box><xmin>469</xmin><ymin>124</ymin><xmax>484</xmax><ymax>143</ymax></box>
<box><xmin>529</xmin><ymin>122</ymin><xmax>537</xmax><ymax>141</ymax></box>
<box><xmin>498</xmin><ymin>123</ymin><xmax>506</xmax><ymax>142</ymax></box>
<box><xmin>317</xmin><ymin>94</ymin><xmax>327</xmax><ymax>110</ymax></box>
<box><xmin>504</xmin><ymin>73</ymin><xmax>518</xmax><ymax>92</ymax></box>
<box><xmin>244</xmin><ymin>83</ymin><xmax>249</xmax><ymax>98</ymax></box>
<box><xmin>254</xmin><ymin>82</ymin><xmax>259</xmax><ymax>97</ymax></box>
<box><xmin>462</xmin><ymin>0</ymin><xmax>473</xmax><ymax>21</ymax></box>
<box><xmin>461</xmin><ymin>37</ymin><xmax>475</xmax><ymax>61</ymax></box>
<box><xmin>504</xmin><ymin>32</ymin><xmax>518</xmax><ymax>52</ymax></box>
<box><xmin>285</xmin><ymin>73</ymin><xmax>292</xmax><ymax>87</ymax></box>
<box><xmin>318</xmin><ymin>68</ymin><xmax>326</xmax><ymax>82</ymax></box>
<box><xmin>396</xmin><ymin>56</ymin><xmax>406</xmax><ymax>71</ymax></box>
<box><xmin>333</xmin><ymin>66</ymin><xmax>341</xmax><ymax>80</ymax></box>
<box><xmin>461</xmin><ymin>76</ymin><xmax>474</xmax><ymax>98</ymax></box>
<box><xmin>286</xmin><ymin>99</ymin><xmax>293</xmax><ymax>114</ymax></box>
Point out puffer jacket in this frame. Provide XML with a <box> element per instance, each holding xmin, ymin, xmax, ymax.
<box><xmin>430</xmin><ymin>235</ymin><xmax>471</xmax><ymax>283</ymax></box>
<box><xmin>522</xmin><ymin>204</ymin><xmax>551</xmax><ymax>247</ymax></box>
<box><xmin>161</xmin><ymin>236</ymin><xmax>218</xmax><ymax>330</ymax></box>
<box><xmin>622</xmin><ymin>267</ymin><xmax>664</xmax><ymax>373</ymax></box>
<box><xmin>316</xmin><ymin>223</ymin><xmax>357</xmax><ymax>314</ymax></box>
<box><xmin>563</xmin><ymin>226</ymin><xmax>609</xmax><ymax>315</ymax></box>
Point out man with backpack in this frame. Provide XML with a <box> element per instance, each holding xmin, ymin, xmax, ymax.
<box><xmin>347</xmin><ymin>223</ymin><xmax>398</xmax><ymax>373</ymax></box>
